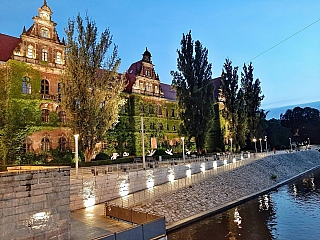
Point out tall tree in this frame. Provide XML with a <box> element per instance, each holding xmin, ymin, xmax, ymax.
<box><xmin>62</xmin><ymin>14</ymin><xmax>127</xmax><ymax>162</ymax></box>
<box><xmin>171</xmin><ymin>31</ymin><xmax>214</xmax><ymax>153</ymax></box>
<box><xmin>220</xmin><ymin>59</ymin><xmax>242</xmax><ymax>150</ymax></box>
<box><xmin>241</xmin><ymin>62</ymin><xmax>264</xmax><ymax>143</ymax></box>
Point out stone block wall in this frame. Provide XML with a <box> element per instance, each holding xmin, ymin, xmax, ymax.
<box><xmin>70</xmin><ymin>161</ymin><xmax>218</xmax><ymax>211</ymax></box>
<box><xmin>0</xmin><ymin>166</ymin><xmax>70</xmax><ymax>240</ymax></box>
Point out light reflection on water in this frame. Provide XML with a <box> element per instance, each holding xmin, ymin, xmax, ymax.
<box><xmin>168</xmin><ymin>169</ymin><xmax>320</xmax><ymax>240</ymax></box>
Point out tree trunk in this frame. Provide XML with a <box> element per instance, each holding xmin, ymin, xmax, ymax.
<box><xmin>84</xmin><ymin>148</ymin><xmax>94</xmax><ymax>162</ymax></box>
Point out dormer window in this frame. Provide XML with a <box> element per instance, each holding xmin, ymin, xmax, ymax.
<box><xmin>146</xmin><ymin>69</ymin><xmax>150</xmax><ymax>76</ymax></box>
<box><xmin>42</xmin><ymin>49</ymin><xmax>48</xmax><ymax>61</ymax></box>
<box><xmin>56</xmin><ymin>52</ymin><xmax>61</xmax><ymax>64</ymax></box>
<box><xmin>41</xmin><ymin>28</ymin><xmax>49</xmax><ymax>38</ymax></box>
<box><xmin>27</xmin><ymin>45</ymin><xmax>33</xmax><ymax>58</ymax></box>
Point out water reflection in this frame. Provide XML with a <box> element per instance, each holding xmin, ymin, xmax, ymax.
<box><xmin>168</xmin><ymin>169</ymin><xmax>320</xmax><ymax>240</ymax></box>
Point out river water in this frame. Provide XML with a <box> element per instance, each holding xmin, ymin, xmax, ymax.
<box><xmin>168</xmin><ymin>168</ymin><xmax>320</xmax><ymax>240</ymax></box>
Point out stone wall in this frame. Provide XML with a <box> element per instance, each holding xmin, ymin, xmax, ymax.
<box><xmin>69</xmin><ymin>160</ymin><xmax>218</xmax><ymax>211</ymax></box>
<box><xmin>0</xmin><ymin>166</ymin><xmax>70</xmax><ymax>240</ymax></box>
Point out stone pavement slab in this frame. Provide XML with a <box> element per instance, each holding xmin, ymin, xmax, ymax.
<box><xmin>71</xmin><ymin>203</ymin><xmax>134</xmax><ymax>240</ymax></box>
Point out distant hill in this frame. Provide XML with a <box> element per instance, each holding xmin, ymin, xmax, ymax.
<box><xmin>265</xmin><ymin>101</ymin><xmax>320</xmax><ymax>119</ymax></box>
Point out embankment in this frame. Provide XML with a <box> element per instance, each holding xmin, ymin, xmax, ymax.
<box><xmin>132</xmin><ymin>150</ymin><xmax>320</xmax><ymax>230</ymax></box>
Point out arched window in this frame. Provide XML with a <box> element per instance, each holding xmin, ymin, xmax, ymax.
<box><xmin>27</xmin><ymin>45</ymin><xmax>33</xmax><ymax>58</ymax></box>
<box><xmin>41</xmin><ymin>79</ymin><xmax>49</xmax><ymax>95</ymax></box>
<box><xmin>58</xmin><ymin>137</ymin><xmax>68</xmax><ymax>151</ymax></box>
<box><xmin>42</xmin><ymin>109</ymin><xmax>49</xmax><ymax>122</ymax></box>
<box><xmin>42</xmin><ymin>49</ymin><xmax>48</xmax><ymax>61</ymax></box>
<box><xmin>41</xmin><ymin>28</ymin><xmax>49</xmax><ymax>38</ymax></box>
<box><xmin>58</xmin><ymin>111</ymin><xmax>66</xmax><ymax>123</ymax></box>
<box><xmin>41</xmin><ymin>137</ymin><xmax>50</xmax><ymax>152</ymax></box>
<box><xmin>23</xmin><ymin>137</ymin><xmax>33</xmax><ymax>153</ymax></box>
<box><xmin>158</xmin><ymin>123</ymin><xmax>163</xmax><ymax>131</ymax></box>
<box><xmin>22</xmin><ymin>76</ymin><xmax>31</xmax><ymax>94</ymax></box>
<box><xmin>56</xmin><ymin>52</ymin><xmax>61</xmax><ymax>64</ymax></box>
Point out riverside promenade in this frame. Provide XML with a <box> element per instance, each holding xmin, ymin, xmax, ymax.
<box><xmin>131</xmin><ymin>150</ymin><xmax>320</xmax><ymax>230</ymax></box>
<box><xmin>70</xmin><ymin>149</ymin><xmax>320</xmax><ymax>239</ymax></box>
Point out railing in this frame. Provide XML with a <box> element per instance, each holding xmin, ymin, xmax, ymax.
<box><xmin>92</xmin><ymin>204</ymin><xmax>166</xmax><ymax>240</ymax></box>
<box><xmin>70</xmin><ymin>151</ymin><xmax>277</xmax><ymax>179</ymax></box>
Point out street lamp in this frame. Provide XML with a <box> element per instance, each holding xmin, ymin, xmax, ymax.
<box><xmin>141</xmin><ymin>116</ymin><xmax>146</xmax><ymax>169</ymax></box>
<box><xmin>229</xmin><ymin>138</ymin><xmax>233</xmax><ymax>154</ymax></box>
<box><xmin>253</xmin><ymin>137</ymin><xmax>257</xmax><ymax>153</ymax></box>
<box><xmin>289</xmin><ymin>137</ymin><xmax>292</xmax><ymax>151</ymax></box>
<box><xmin>264</xmin><ymin>136</ymin><xmax>267</xmax><ymax>152</ymax></box>
<box><xmin>307</xmin><ymin>137</ymin><xmax>310</xmax><ymax>146</ymax></box>
<box><xmin>74</xmin><ymin>134</ymin><xmax>79</xmax><ymax>179</ymax></box>
<box><xmin>181</xmin><ymin>137</ymin><xmax>185</xmax><ymax>161</ymax></box>
<box><xmin>259</xmin><ymin>138</ymin><xmax>262</xmax><ymax>153</ymax></box>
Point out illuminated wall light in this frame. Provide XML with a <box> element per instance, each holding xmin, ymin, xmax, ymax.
<box><xmin>200</xmin><ymin>162</ymin><xmax>206</xmax><ymax>173</ymax></box>
<box><xmin>224</xmin><ymin>159</ymin><xmax>227</xmax><ymax>165</ymax></box>
<box><xmin>186</xmin><ymin>164</ymin><xmax>191</xmax><ymax>177</ymax></box>
<box><xmin>233</xmin><ymin>158</ymin><xmax>236</xmax><ymax>163</ymax></box>
<box><xmin>213</xmin><ymin>161</ymin><xmax>217</xmax><ymax>169</ymax></box>
<box><xmin>26</xmin><ymin>211</ymin><xmax>50</xmax><ymax>230</ymax></box>
<box><xmin>119</xmin><ymin>180</ymin><xmax>129</xmax><ymax>197</ymax></box>
<box><xmin>167</xmin><ymin>167</ymin><xmax>175</xmax><ymax>183</ymax></box>
<box><xmin>241</xmin><ymin>155</ymin><xmax>244</xmax><ymax>160</ymax></box>
<box><xmin>83</xmin><ymin>180</ymin><xmax>96</xmax><ymax>208</ymax></box>
<box><xmin>146</xmin><ymin>177</ymin><xmax>154</xmax><ymax>189</ymax></box>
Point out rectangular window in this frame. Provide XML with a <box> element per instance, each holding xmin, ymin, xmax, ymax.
<box><xmin>42</xmin><ymin>49</ymin><xmax>48</xmax><ymax>61</ymax></box>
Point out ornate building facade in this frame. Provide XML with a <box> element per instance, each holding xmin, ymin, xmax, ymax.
<box><xmin>0</xmin><ymin>1</ymin><xmax>180</xmax><ymax>160</ymax></box>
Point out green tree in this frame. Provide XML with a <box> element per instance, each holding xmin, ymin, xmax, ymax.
<box><xmin>280</xmin><ymin>106</ymin><xmax>320</xmax><ymax>143</ymax></box>
<box><xmin>62</xmin><ymin>14</ymin><xmax>127</xmax><ymax>162</ymax></box>
<box><xmin>171</xmin><ymin>31</ymin><xmax>214</xmax><ymax>153</ymax></box>
<box><xmin>241</xmin><ymin>62</ymin><xmax>264</xmax><ymax>145</ymax></box>
<box><xmin>220</xmin><ymin>59</ymin><xmax>239</xmax><ymax>148</ymax></box>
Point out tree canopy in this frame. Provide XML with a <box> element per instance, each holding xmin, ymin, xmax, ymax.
<box><xmin>171</xmin><ymin>31</ymin><xmax>214</xmax><ymax>153</ymax></box>
<box><xmin>62</xmin><ymin>14</ymin><xmax>127</xmax><ymax>162</ymax></box>
<box><xmin>280</xmin><ymin>106</ymin><xmax>320</xmax><ymax>143</ymax></box>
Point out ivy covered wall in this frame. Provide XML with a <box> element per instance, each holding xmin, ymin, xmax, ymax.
<box><xmin>105</xmin><ymin>93</ymin><xmax>181</xmax><ymax>157</ymax></box>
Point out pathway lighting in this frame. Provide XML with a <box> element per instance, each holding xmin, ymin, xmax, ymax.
<box><xmin>259</xmin><ymin>138</ymin><xmax>262</xmax><ymax>153</ymax></box>
<box><xmin>181</xmin><ymin>137</ymin><xmax>185</xmax><ymax>161</ymax></box>
<box><xmin>264</xmin><ymin>136</ymin><xmax>267</xmax><ymax>152</ymax></box>
<box><xmin>253</xmin><ymin>137</ymin><xmax>257</xmax><ymax>153</ymax></box>
<box><xmin>74</xmin><ymin>134</ymin><xmax>79</xmax><ymax>179</ymax></box>
<box><xmin>289</xmin><ymin>138</ymin><xmax>292</xmax><ymax>151</ymax></box>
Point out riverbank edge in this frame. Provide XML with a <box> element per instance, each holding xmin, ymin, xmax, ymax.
<box><xmin>166</xmin><ymin>164</ymin><xmax>320</xmax><ymax>233</ymax></box>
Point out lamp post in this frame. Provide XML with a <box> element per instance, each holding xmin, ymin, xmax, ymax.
<box><xmin>141</xmin><ymin>116</ymin><xmax>146</xmax><ymax>169</ymax></box>
<box><xmin>289</xmin><ymin>137</ymin><xmax>292</xmax><ymax>151</ymax></box>
<box><xmin>259</xmin><ymin>138</ymin><xmax>262</xmax><ymax>153</ymax></box>
<box><xmin>264</xmin><ymin>136</ymin><xmax>267</xmax><ymax>152</ymax></box>
<box><xmin>307</xmin><ymin>137</ymin><xmax>310</xmax><ymax>146</ymax></box>
<box><xmin>74</xmin><ymin>134</ymin><xmax>79</xmax><ymax>179</ymax></box>
<box><xmin>229</xmin><ymin>138</ymin><xmax>233</xmax><ymax>154</ymax></box>
<box><xmin>253</xmin><ymin>137</ymin><xmax>257</xmax><ymax>153</ymax></box>
<box><xmin>181</xmin><ymin>137</ymin><xmax>185</xmax><ymax>161</ymax></box>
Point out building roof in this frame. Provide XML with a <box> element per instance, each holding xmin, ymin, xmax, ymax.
<box><xmin>160</xmin><ymin>83</ymin><xmax>176</xmax><ymax>101</ymax></box>
<box><xmin>0</xmin><ymin>33</ymin><xmax>21</xmax><ymax>62</ymax></box>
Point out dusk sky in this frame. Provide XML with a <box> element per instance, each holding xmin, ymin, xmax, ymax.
<box><xmin>1</xmin><ymin>0</ymin><xmax>320</xmax><ymax>109</ymax></box>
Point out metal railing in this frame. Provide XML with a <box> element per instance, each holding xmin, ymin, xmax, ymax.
<box><xmin>70</xmin><ymin>151</ymin><xmax>278</xmax><ymax>180</ymax></box>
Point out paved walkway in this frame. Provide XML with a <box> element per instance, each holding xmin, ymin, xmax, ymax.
<box><xmin>70</xmin><ymin>203</ymin><xmax>134</xmax><ymax>240</ymax></box>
